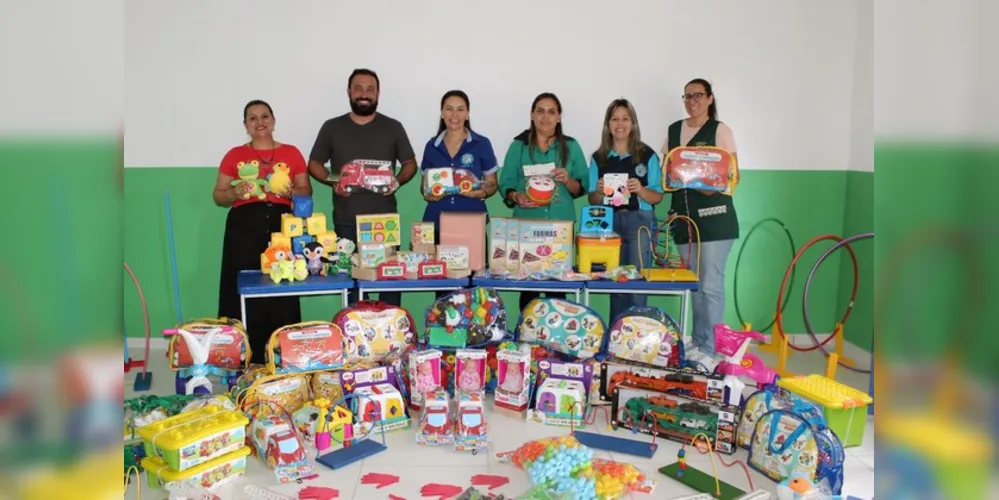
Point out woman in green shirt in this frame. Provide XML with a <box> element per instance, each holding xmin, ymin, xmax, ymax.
<box><xmin>499</xmin><ymin>92</ymin><xmax>589</xmax><ymax>310</ymax></box>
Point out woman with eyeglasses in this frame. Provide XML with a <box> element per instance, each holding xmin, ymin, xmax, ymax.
<box><xmin>661</xmin><ymin>79</ymin><xmax>740</xmax><ymax>368</ymax></box>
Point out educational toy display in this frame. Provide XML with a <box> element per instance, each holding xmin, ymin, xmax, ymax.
<box><xmin>336</xmin><ymin>159</ymin><xmax>399</xmax><ymax>195</ymax></box>
<box><xmin>526</xmin><ymin>360</ymin><xmax>594</xmax><ymax>427</ymax></box>
<box><xmin>242</xmin><ymin>374</ymin><xmax>312</xmax><ymax>418</ymax></box>
<box><xmin>612</xmin><ymin>386</ymin><xmax>739</xmax><ymax>454</ymax></box>
<box><xmin>332</xmin><ymin>301</ymin><xmax>416</xmax><ymax>363</ymax></box>
<box><xmin>517</xmin><ymin>297</ymin><xmax>605</xmax><ymax>358</ymax></box>
<box><xmin>424</xmin><ymin>287</ymin><xmax>508</xmax><ymax>348</ymax></box>
<box><xmin>517</xmin><ymin>220</ymin><xmax>574</xmax><ymax>276</ymax></box>
<box><xmin>260</xmin><ymin>196</ymin><xmax>339</xmax><ymax>281</ymax></box>
<box><xmin>599</xmin><ymin>362</ymin><xmax>726</xmax><ymax>405</ymax></box>
<box><xmin>424</xmin><ymin>167</ymin><xmax>482</xmax><ymax>196</ymax></box>
<box><xmin>663</xmin><ymin>146</ymin><xmax>739</xmax><ymax>195</ymax></box>
<box><xmin>266</xmin><ymin>321</ymin><xmax>346</xmax><ymax>374</ymax></box>
<box><xmin>606</xmin><ymin>306</ymin><xmax>684</xmax><ymax>369</ymax></box>
<box><xmin>356</xmin><ymin>213</ymin><xmax>401</xmax><ymax>246</ymax></box>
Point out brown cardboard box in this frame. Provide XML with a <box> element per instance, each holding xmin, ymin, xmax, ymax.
<box><xmin>489</xmin><ymin>218</ymin><xmax>509</xmax><ymax>274</ymax></box>
<box><xmin>440</xmin><ymin>212</ymin><xmax>487</xmax><ymax>271</ymax></box>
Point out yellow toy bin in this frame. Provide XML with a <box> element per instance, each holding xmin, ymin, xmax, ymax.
<box><xmin>136</xmin><ymin>405</ymin><xmax>249</xmax><ymax>471</ymax></box>
<box><xmin>576</xmin><ymin>234</ymin><xmax>621</xmax><ymax>273</ymax></box>
<box><xmin>142</xmin><ymin>446</ymin><xmax>251</xmax><ymax>490</ymax></box>
<box><xmin>777</xmin><ymin>374</ymin><xmax>873</xmax><ymax>448</ymax></box>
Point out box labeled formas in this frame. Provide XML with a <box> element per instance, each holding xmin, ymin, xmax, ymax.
<box><xmin>516</xmin><ymin>220</ymin><xmax>573</xmax><ymax>275</ymax></box>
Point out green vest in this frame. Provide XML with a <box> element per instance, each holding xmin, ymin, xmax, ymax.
<box><xmin>666</xmin><ymin>119</ymin><xmax>739</xmax><ymax>244</ymax></box>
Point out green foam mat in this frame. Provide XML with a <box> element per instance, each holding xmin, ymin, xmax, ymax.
<box><xmin>659</xmin><ymin>462</ymin><xmax>746</xmax><ymax>500</ymax></box>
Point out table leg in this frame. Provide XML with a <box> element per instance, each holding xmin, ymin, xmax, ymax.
<box><xmin>357</xmin><ymin>288</ymin><xmax>365</xmax><ymax>302</ymax></box>
<box><xmin>679</xmin><ymin>290</ymin><xmax>690</xmax><ymax>339</ymax></box>
<box><xmin>574</xmin><ymin>289</ymin><xmax>581</xmax><ymax>303</ymax></box>
<box><xmin>582</xmin><ymin>288</ymin><xmax>590</xmax><ymax>306</ymax></box>
<box><xmin>240</xmin><ymin>294</ymin><xmax>248</xmax><ymax>331</ymax></box>
<box><xmin>341</xmin><ymin>291</ymin><xmax>349</xmax><ymax>310</ymax></box>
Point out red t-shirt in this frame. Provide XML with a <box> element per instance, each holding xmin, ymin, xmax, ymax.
<box><xmin>219</xmin><ymin>144</ymin><xmax>308</xmax><ymax>207</ymax></box>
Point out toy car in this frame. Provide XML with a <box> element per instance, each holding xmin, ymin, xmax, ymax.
<box><xmin>425</xmin><ymin>167</ymin><xmax>482</xmax><ymax>197</ymax></box>
<box><xmin>337</xmin><ymin>160</ymin><xmax>398</xmax><ymax>195</ymax></box>
<box><xmin>424</xmin><ymin>403</ymin><xmax>451</xmax><ymax>435</ymax></box>
<box><xmin>456</xmin><ymin>406</ymin><xmax>485</xmax><ymax>440</ymax></box>
<box><xmin>265</xmin><ymin>430</ymin><xmax>306</xmax><ymax>469</ymax></box>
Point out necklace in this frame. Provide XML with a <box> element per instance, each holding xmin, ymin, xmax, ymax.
<box><xmin>248</xmin><ymin>139</ymin><xmax>277</xmax><ymax>166</ymax></box>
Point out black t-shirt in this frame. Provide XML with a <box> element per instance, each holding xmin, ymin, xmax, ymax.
<box><xmin>309</xmin><ymin>113</ymin><xmax>416</xmax><ymax>226</ymax></box>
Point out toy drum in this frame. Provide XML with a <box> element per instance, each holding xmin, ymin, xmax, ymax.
<box><xmin>526</xmin><ymin>176</ymin><xmax>556</xmax><ymax>205</ymax></box>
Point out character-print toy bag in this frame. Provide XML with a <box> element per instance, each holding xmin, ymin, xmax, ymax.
<box><xmin>332</xmin><ymin>300</ymin><xmax>416</xmax><ymax>363</ymax></box>
<box><xmin>736</xmin><ymin>384</ymin><xmax>826</xmax><ymax>449</ymax></box>
<box><xmin>423</xmin><ymin>287</ymin><xmax>508</xmax><ymax>348</ymax></box>
<box><xmin>168</xmin><ymin>317</ymin><xmax>251</xmax><ymax>372</ymax></box>
<box><xmin>604</xmin><ymin>306</ymin><xmax>684</xmax><ymax>368</ymax></box>
<box><xmin>748</xmin><ymin>408</ymin><xmax>845</xmax><ymax>496</ymax></box>
<box><xmin>265</xmin><ymin>321</ymin><xmax>346</xmax><ymax>375</ymax></box>
<box><xmin>517</xmin><ymin>297</ymin><xmax>606</xmax><ymax>359</ymax></box>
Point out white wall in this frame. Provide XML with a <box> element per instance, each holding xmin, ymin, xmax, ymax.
<box><xmin>849</xmin><ymin>0</ymin><xmax>874</xmax><ymax>172</ymax></box>
<box><xmin>125</xmin><ymin>0</ymin><xmax>861</xmax><ymax>171</ymax></box>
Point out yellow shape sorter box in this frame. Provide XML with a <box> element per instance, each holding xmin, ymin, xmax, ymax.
<box><xmin>357</xmin><ymin>213</ymin><xmax>400</xmax><ymax>247</ymax></box>
<box><xmin>136</xmin><ymin>405</ymin><xmax>249</xmax><ymax>472</ymax></box>
<box><xmin>142</xmin><ymin>446</ymin><xmax>251</xmax><ymax>490</ymax></box>
<box><xmin>777</xmin><ymin>374</ymin><xmax>873</xmax><ymax>448</ymax></box>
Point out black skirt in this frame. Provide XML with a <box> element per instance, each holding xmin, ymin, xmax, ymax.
<box><xmin>217</xmin><ymin>202</ymin><xmax>302</xmax><ymax>364</ymax></box>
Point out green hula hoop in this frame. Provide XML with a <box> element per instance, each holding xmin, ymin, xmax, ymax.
<box><xmin>733</xmin><ymin>218</ymin><xmax>797</xmax><ymax>332</ymax></box>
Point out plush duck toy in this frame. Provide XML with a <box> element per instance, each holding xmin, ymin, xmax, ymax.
<box><xmin>267</xmin><ymin>162</ymin><xmax>292</xmax><ymax>196</ymax></box>
<box><xmin>776</xmin><ymin>474</ymin><xmax>844</xmax><ymax>500</ymax></box>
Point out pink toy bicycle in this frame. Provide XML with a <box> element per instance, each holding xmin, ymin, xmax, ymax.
<box><xmin>712</xmin><ymin>324</ymin><xmax>778</xmax><ymax>406</ymax></box>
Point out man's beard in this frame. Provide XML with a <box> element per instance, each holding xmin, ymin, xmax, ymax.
<box><xmin>350</xmin><ymin>98</ymin><xmax>378</xmax><ymax>116</ymax></box>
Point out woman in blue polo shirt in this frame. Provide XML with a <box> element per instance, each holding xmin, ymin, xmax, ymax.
<box><xmin>421</xmin><ymin>90</ymin><xmax>499</xmax><ymax>295</ymax></box>
<box><xmin>587</xmin><ymin>98</ymin><xmax>664</xmax><ymax>323</ymax></box>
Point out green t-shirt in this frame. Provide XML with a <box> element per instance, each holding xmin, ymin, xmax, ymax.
<box><xmin>498</xmin><ymin>132</ymin><xmax>590</xmax><ymax>221</ymax></box>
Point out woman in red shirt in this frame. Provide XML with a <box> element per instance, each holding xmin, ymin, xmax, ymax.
<box><xmin>212</xmin><ymin>100</ymin><xmax>312</xmax><ymax>364</ymax></box>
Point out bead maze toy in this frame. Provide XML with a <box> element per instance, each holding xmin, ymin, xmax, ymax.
<box><xmin>659</xmin><ymin>433</ymin><xmax>757</xmax><ymax>500</ymax></box>
<box><xmin>640</xmin><ymin>214</ymin><xmax>700</xmax><ymax>282</ymax></box>
<box><xmin>163</xmin><ymin>323</ymin><xmax>248</xmax><ymax>395</ymax></box>
<box><xmin>712</xmin><ymin>324</ymin><xmax>778</xmax><ymax>406</ymax></box>
<box><xmin>576</xmin><ymin>205</ymin><xmax>621</xmax><ymax>273</ymax></box>
<box><xmin>315</xmin><ymin>392</ymin><xmax>388</xmax><ymax>470</ymax></box>
<box><xmin>569</xmin><ymin>403</ymin><xmax>659</xmax><ymax>458</ymax></box>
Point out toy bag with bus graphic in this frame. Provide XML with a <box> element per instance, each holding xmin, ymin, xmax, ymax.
<box><xmin>265</xmin><ymin>321</ymin><xmax>346</xmax><ymax>374</ymax></box>
<box><xmin>517</xmin><ymin>297</ymin><xmax>606</xmax><ymax>359</ymax></box>
<box><xmin>168</xmin><ymin>317</ymin><xmax>250</xmax><ymax>371</ymax></box>
<box><xmin>748</xmin><ymin>408</ymin><xmax>845</xmax><ymax>496</ymax></box>
<box><xmin>423</xmin><ymin>287</ymin><xmax>508</xmax><ymax>348</ymax></box>
<box><xmin>736</xmin><ymin>384</ymin><xmax>827</xmax><ymax>449</ymax></box>
<box><xmin>663</xmin><ymin>146</ymin><xmax>739</xmax><ymax>195</ymax></box>
<box><xmin>332</xmin><ymin>301</ymin><xmax>416</xmax><ymax>363</ymax></box>
<box><xmin>604</xmin><ymin>306</ymin><xmax>684</xmax><ymax>369</ymax></box>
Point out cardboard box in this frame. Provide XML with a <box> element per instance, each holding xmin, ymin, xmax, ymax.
<box><xmin>515</xmin><ymin>219</ymin><xmax>574</xmax><ymax>276</ymax></box>
<box><xmin>359</xmin><ymin>244</ymin><xmax>395</xmax><ymax>268</ymax></box>
<box><xmin>505</xmin><ymin>219</ymin><xmax>520</xmax><ymax>273</ymax></box>
<box><xmin>437</xmin><ymin>245</ymin><xmax>469</xmax><ymax>270</ymax></box>
<box><xmin>412</xmin><ymin>222</ymin><xmax>436</xmax><ymax>254</ymax></box>
<box><xmin>440</xmin><ymin>212</ymin><xmax>486</xmax><ymax>271</ymax></box>
<box><xmin>489</xmin><ymin>218</ymin><xmax>509</xmax><ymax>274</ymax></box>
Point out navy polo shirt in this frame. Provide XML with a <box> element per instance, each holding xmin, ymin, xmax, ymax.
<box><xmin>420</xmin><ymin>129</ymin><xmax>499</xmax><ymax>226</ymax></box>
<box><xmin>587</xmin><ymin>146</ymin><xmax>663</xmax><ymax>211</ymax></box>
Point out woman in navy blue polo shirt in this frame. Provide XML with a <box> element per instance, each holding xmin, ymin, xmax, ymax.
<box><xmin>420</xmin><ymin>90</ymin><xmax>499</xmax><ymax>294</ymax></box>
<box><xmin>587</xmin><ymin>98</ymin><xmax>664</xmax><ymax>323</ymax></box>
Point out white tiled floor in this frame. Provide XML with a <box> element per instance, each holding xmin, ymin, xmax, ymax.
<box><xmin>125</xmin><ymin>347</ymin><xmax>874</xmax><ymax>499</ymax></box>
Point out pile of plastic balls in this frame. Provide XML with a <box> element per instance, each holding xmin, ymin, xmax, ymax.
<box><xmin>498</xmin><ymin>435</ymin><xmax>651</xmax><ymax>499</ymax></box>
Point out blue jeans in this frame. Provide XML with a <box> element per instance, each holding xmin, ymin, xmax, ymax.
<box><xmin>676</xmin><ymin>239</ymin><xmax>734</xmax><ymax>354</ymax></box>
<box><xmin>609</xmin><ymin>210</ymin><xmax>656</xmax><ymax>323</ymax></box>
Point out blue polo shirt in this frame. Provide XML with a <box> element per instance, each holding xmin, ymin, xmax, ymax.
<box><xmin>587</xmin><ymin>148</ymin><xmax>663</xmax><ymax>211</ymax></box>
<box><xmin>420</xmin><ymin>129</ymin><xmax>499</xmax><ymax>226</ymax></box>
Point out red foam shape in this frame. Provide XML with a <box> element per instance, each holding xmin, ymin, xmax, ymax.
<box><xmin>298</xmin><ymin>486</ymin><xmax>339</xmax><ymax>500</ymax></box>
<box><xmin>470</xmin><ymin>474</ymin><xmax>510</xmax><ymax>491</ymax></box>
<box><xmin>420</xmin><ymin>483</ymin><xmax>463</xmax><ymax>499</ymax></box>
<box><xmin>361</xmin><ymin>472</ymin><xmax>401</xmax><ymax>489</ymax></box>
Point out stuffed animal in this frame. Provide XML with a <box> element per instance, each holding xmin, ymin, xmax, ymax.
<box><xmin>333</xmin><ymin>238</ymin><xmax>356</xmax><ymax>274</ymax></box>
<box><xmin>231</xmin><ymin>161</ymin><xmax>267</xmax><ymax>200</ymax></box>
<box><xmin>267</xmin><ymin>162</ymin><xmax>292</xmax><ymax>196</ymax></box>
<box><xmin>776</xmin><ymin>474</ymin><xmax>844</xmax><ymax>500</ymax></box>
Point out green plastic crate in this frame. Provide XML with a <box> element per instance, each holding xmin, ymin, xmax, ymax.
<box><xmin>778</xmin><ymin>374</ymin><xmax>873</xmax><ymax>448</ymax></box>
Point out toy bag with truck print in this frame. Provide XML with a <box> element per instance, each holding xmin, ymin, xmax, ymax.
<box><xmin>604</xmin><ymin>306</ymin><xmax>684</xmax><ymax>369</ymax></box>
<box><xmin>516</xmin><ymin>297</ymin><xmax>606</xmax><ymax>359</ymax></box>
<box><xmin>736</xmin><ymin>384</ymin><xmax>826</xmax><ymax>449</ymax></box>
<box><xmin>265</xmin><ymin>321</ymin><xmax>346</xmax><ymax>375</ymax></box>
<box><xmin>332</xmin><ymin>300</ymin><xmax>417</xmax><ymax>364</ymax></box>
<box><xmin>423</xmin><ymin>287</ymin><xmax>508</xmax><ymax>348</ymax></box>
<box><xmin>748</xmin><ymin>408</ymin><xmax>845</xmax><ymax>496</ymax></box>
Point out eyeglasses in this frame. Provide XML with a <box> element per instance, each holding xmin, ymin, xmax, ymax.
<box><xmin>681</xmin><ymin>92</ymin><xmax>707</xmax><ymax>102</ymax></box>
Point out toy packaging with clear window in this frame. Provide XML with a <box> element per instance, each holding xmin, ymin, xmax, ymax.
<box><xmin>526</xmin><ymin>360</ymin><xmax>594</xmax><ymax>427</ymax></box>
<box><xmin>453</xmin><ymin>390</ymin><xmax>489</xmax><ymax>454</ymax></box>
<box><xmin>416</xmin><ymin>388</ymin><xmax>454</xmax><ymax>446</ymax></box>
<box><xmin>494</xmin><ymin>345</ymin><xmax>531</xmax><ymax>412</ymax></box>
<box><xmin>332</xmin><ymin>300</ymin><xmax>416</xmax><ymax>364</ymax></box>
<box><xmin>247</xmin><ymin>412</ymin><xmax>317</xmax><ymax>484</ymax></box>
<box><xmin>455</xmin><ymin>349</ymin><xmax>487</xmax><ymax>393</ymax></box>
<box><xmin>335</xmin><ymin>159</ymin><xmax>399</xmax><ymax>195</ymax></box>
<box><xmin>342</xmin><ymin>365</ymin><xmax>411</xmax><ymax>433</ymax></box>
<box><xmin>663</xmin><ymin>145</ymin><xmax>739</xmax><ymax>195</ymax></box>
<box><xmin>605</xmin><ymin>306</ymin><xmax>684</xmax><ymax>369</ymax></box>
<box><xmin>266</xmin><ymin>321</ymin><xmax>345</xmax><ymax>374</ymax></box>
<box><xmin>517</xmin><ymin>297</ymin><xmax>606</xmax><ymax>359</ymax></box>
<box><xmin>407</xmin><ymin>349</ymin><xmax>443</xmax><ymax>410</ymax></box>
<box><xmin>423</xmin><ymin>287</ymin><xmax>509</xmax><ymax>348</ymax></box>
<box><xmin>424</xmin><ymin>167</ymin><xmax>482</xmax><ymax>197</ymax></box>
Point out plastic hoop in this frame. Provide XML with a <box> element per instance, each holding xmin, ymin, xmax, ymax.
<box><xmin>774</xmin><ymin>235</ymin><xmax>859</xmax><ymax>351</ymax></box>
<box><xmin>802</xmin><ymin>233</ymin><xmax>873</xmax><ymax>372</ymax></box>
<box><xmin>733</xmin><ymin>218</ymin><xmax>797</xmax><ymax>332</ymax></box>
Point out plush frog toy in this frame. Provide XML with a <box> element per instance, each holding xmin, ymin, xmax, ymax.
<box><xmin>266</xmin><ymin>162</ymin><xmax>292</xmax><ymax>196</ymax></box>
<box><xmin>231</xmin><ymin>161</ymin><xmax>268</xmax><ymax>200</ymax></box>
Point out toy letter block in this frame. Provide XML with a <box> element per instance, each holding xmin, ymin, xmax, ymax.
<box><xmin>307</xmin><ymin>213</ymin><xmax>328</xmax><ymax>236</ymax></box>
<box><xmin>271</xmin><ymin>232</ymin><xmax>292</xmax><ymax>250</ymax></box>
<box><xmin>315</xmin><ymin>232</ymin><xmax>337</xmax><ymax>254</ymax></box>
<box><xmin>292</xmin><ymin>195</ymin><xmax>314</xmax><ymax>218</ymax></box>
<box><xmin>281</xmin><ymin>214</ymin><xmax>304</xmax><ymax>237</ymax></box>
<box><xmin>292</xmin><ymin>235</ymin><xmax>315</xmax><ymax>255</ymax></box>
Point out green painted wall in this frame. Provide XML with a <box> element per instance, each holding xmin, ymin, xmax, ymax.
<box><xmin>837</xmin><ymin>171</ymin><xmax>874</xmax><ymax>350</ymax></box>
<box><xmin>124</xmin><ymin>167</ymin><xmax>857</xmax><ymax>346</ymax></box>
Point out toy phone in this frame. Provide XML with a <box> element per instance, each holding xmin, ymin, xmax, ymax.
<box><xmin>579</xmin><ymin>206</ymin><xmax>614</xmax><ymax>236</ymax></box>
